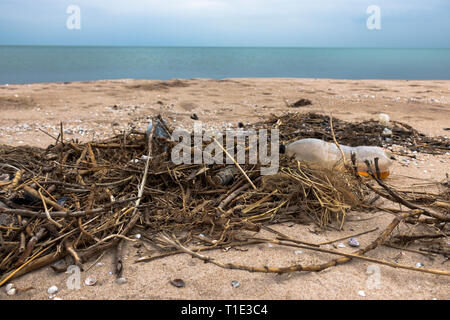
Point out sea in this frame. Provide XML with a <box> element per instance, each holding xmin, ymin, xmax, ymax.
<box><xmin>0</xmin><ymin>46</ymin><xmax>449</xmax><ymax>84</ymax></box>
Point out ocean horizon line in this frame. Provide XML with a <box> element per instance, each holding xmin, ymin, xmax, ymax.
<box><xmin>4</xmin><ymin>77</ymin><xmax>450</xmax><ymax>87</ymax></box>
<box><xmin>1</xmin><ymin>45</ymin><xmax>450</xmax><ymax>50</ymax></box>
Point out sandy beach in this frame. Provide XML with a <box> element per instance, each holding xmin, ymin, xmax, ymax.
<box><xmin>0</xmin><ymin>78</ymin><xmax>449</xmax><ymax>300</ymax></box>
<box><xmin>1</xmin><ymin>78</ymin><xmax>449</xmax><ymax>148</ymax></box>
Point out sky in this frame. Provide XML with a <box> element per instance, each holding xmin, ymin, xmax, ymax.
<box><xmin>0</xmin><ymin>0</ymin><xmax>449</xmax><ymax>47</ymax></box>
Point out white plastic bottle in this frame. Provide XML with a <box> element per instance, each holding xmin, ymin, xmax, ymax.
<box><xmin>285</xmin><ymin>138</ymin><xmax>393</xmax><ymax>179</ymax></box>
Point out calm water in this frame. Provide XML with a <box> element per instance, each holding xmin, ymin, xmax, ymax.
<box><xmin>0</xmin><ymin>46</ymin><xmax>449</xmax><ymax>84</ymax></box>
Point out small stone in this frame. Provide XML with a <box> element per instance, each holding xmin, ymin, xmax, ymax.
<box><xmin>416</xmin><ymin>262</ymin><xmax>424</xmax><ymax>268</ymax></box>
<box><xmin>294</xmin><ymin>250</ymin><xmax>303</xmax><ymax>255</ymax></box>
<box><xmin>53</xmin><ymin>297</ymin><xmax>63</xmax><ymax>300</ymax></box>
<box><xmin>47</xmin><ymin>285</ymin><xmax>58</xmax><ymax>295</ymax></box>
<box><xmin>231</xmin><ymin>280</ymin><xmax>241</xmax><ymax>288</ymax></box>
<box><xmin>358</xmin><ymin>290</ymin><xmax>366</xmax><ymax>297</ymax></box>
<box><xmin>337</xmin><ymin>243</ymin><xmax>346</xmax><ymax>248</ymax></box>
<box><xmin>116</xmin><ymin>277</ymin><xmax>127</xmax><ymax>285</ymax></box>
<box><xmin>268</xmin><ymin>243</ymin><xmax>273</xmax><ymax>248</ymax></box>
<box><xmin>170</xmin><ymin>279</ymin><xmax>185</xmax><ymax>288</ymax></box>
<box><xmin>84</xmin><ymin>276</ymin><xmax>97</xmax><ymax>286</ymax></box>
<box><xmin>134</xmin><ymin>234</ymin><xmax>142</xmax><ymax>239</ymax></box>
<box><xmin>348</xmin><ymin>238</ymin><xmax>360</xmax><ymax>247</ymax></box>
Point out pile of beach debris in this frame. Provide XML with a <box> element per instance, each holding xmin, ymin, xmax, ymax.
<box><xmin>0</xmin><ymin>112</ymin><xmax>448</xmax><ymax>286</ymax></box>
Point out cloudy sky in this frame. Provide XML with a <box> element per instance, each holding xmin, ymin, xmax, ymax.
<box><xmin>0</xmin><ymin>0</ymin><xmax>449</xmax><ymax>47</ymax></box>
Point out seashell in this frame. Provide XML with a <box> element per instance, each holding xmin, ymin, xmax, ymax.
<box><xmin>5</xmin><ymin>283</ymin><xmax>15</xmax><ymax>292</ymax></box>
<box><xmin>170</xmin><ymin>279</ymin><xmax>185</xmax><ymax>288</ymax></box>
<box><xmin>116</xmin><ymin>277</ymin><xmax>127</xmax><ymax>285</ymax></box>
<box><xmin>337</xmin><ymin>243</ymin><xmax>346</xmax><ymax>248</ymax></box>
<box><xmin>84</xmin><ymin>276</ymin><xmax>97</xmax><ymax>286</ymax></box>
<box><xmin>51</xmin><ymin>259</ymin><xmax>68</xmax><ymax>273</ymax></box>
<box><xmin>47</xmin><ymin>285</ymin><xmax>58</xmax><ymax>295</ymax></box>
<box><xmin>382</xmin><ymin>128</ymin><xmax>393</xmax><ymax>137</ymax></box>
<box><xmin>416</xmin><ymin>262</ymin><xmax>424</xmax><ymax>268</ymax></box>
<box><xmin>378</xmin><ymin>113</ymin><xmax>390</xmax><ymax>126</ymax></box>
<box><xmin>231</xmin><ymin>280</ymin><xmax>241</xmax><ymax>288</ymax></box>
<box><xmin>348</xmin><ymin>238</ymin><xmax>360</xmax><ymax>247</ymax></box>
<box><xmin>358</xmin><ymin>290</ymin><xmax>366</xmax><ymax>297</ymax></box>
<box><xmin>6</xmin><ymin>288</ymin><xmax>16</xmax><ymax>296</ymax></box>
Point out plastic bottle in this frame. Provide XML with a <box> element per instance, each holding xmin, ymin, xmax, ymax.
<box><xmin>146</xmin><ymin>119</ymin><xmax>170</xmax><ymax>152</ymax></box>
<box><xmin>213</xmin><ymin>166</ymin><xmax>239</xmax><ymax>186</ymax></box>
<box><xmin>146</xmin><ymin>119</ymin><xmax>170</xmax><ymax>139</ymax></box>
<box><xmin>285</xmin><ymin>138</ymin><xmax>393</xmax><ymax>179</ymax></box>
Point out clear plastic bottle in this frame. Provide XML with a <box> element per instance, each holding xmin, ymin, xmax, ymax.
<box><xmin>285</xmin><ymin>138</ymin><xmax>393</xmax><ymax>179</ymax></box>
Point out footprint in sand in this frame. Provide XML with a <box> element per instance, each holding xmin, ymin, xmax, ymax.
<box><xmin>415</xmin><ymin>90</ymin><xmax>433</xmax><ymax>94</ymax></box>
<box><xmin>179</xmin><ymin>102</ymin><xmax>198</xmax><ymax>112</ymax></box>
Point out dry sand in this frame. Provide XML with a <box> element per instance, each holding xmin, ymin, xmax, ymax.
<box><xmin>0</xmin><ymin>78</ymin><xmax>449</xmax><ymax>300</ymax></box>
